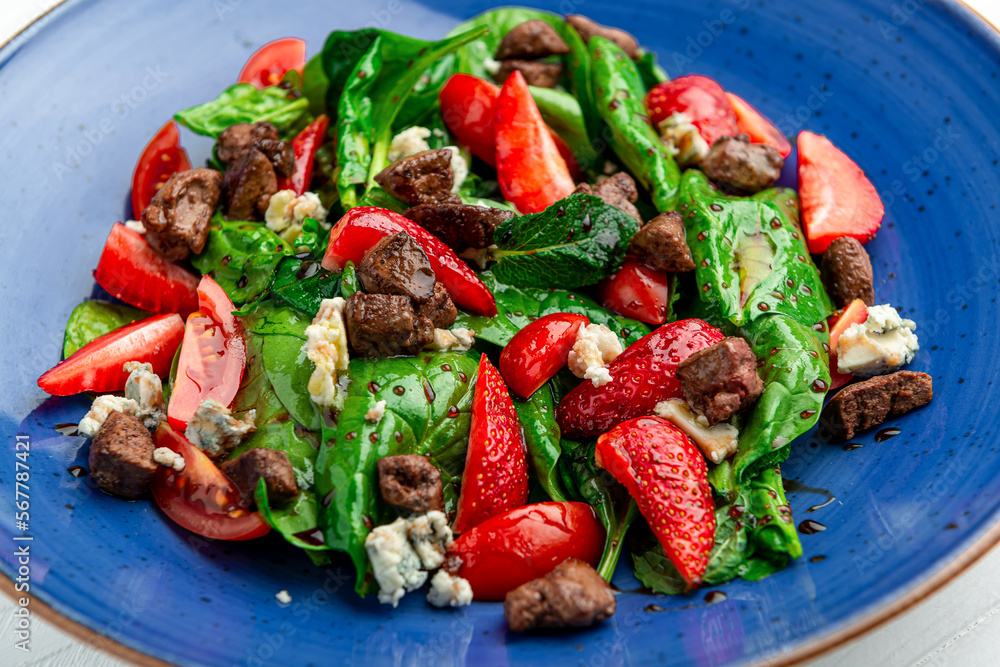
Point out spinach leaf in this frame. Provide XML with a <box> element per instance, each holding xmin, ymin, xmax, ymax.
<box><xmin>339</xmin><ymin>261</ymin><xmax>359</xmax><ymax>297</ymax></box>
<box><xmin>62</xmin><ymin>300</ymin><xmax>147</xmax><ymax>358</ymax></box>
<box><xmin>744</xmin><ymin>466</ymin><xmax>802</xmax><ymax>575</ymax></box>
<box><xmin>512</xmin><ymin>383</ymin><xmax>567</xmax><ymax>503</ymax></box>
<box><xmin>491</xmin><ymin>194</ymin><xmax>639</xmax><ymax>289</ymax></box>
<box><xmin>301</xmin><ymin>53</ymin><xmax>330</xmax><ymax>117</ymax></box>
<box><xmin>678</xmin><ymin>170</ymin><xmax>834</xmax><ymax>329</ymax></box>
<box><xmin>269</xmin><ymin>269</ymin><xmax>341</xmax><ymax>318</ymax></box>
<box><xmin>634</xmin><ymin>50</ymin><xmax>668</xmax><ymax>91</ymax></box>
<box><xmin>530</xmin><ymin>86</ymin><xmax>600</xmax><ymax>172</ymax></box>
<box><xmin>175</xmin><ymin>84</ymin><xmax>309</xmax><ymax>138</ymax></box>
<box><xmin>588</xmin><ymin>36</ymin><xmax>681</xmax><ymax>212</ymax></box>
<box><xmin>453</xmin><ymin>271</ymin><xmax>649</xmax><ymax>349</ymax></box>
<box><xmin>315</xmin><ymin>351</ymin><xmax>480</xmax><ymax>595</ymax></box>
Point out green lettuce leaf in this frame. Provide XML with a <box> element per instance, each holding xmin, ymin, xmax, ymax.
<box><xmin>175</xmin><ymin>83</ymin><xmax>309</xmax><ymax>138</ymax></box>
<box><xmin>62</xmin><ymin>300</ymin><xmax>147</xmax><ymax>358</ymax></box>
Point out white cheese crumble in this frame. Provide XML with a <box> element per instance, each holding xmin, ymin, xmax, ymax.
<box><xmin>654</xmin><ymin>399</ymin><xmax>739</xmax><ymax>464</ymax></box>
<box><xmin>836</xmin><ymin>304</ymin><xmax>919</xmax><ymax>377</ymax></box>
<box><xmin>152</xmin><ymin>447</ymin><xmax>185</xmax><ymax>472</ymax></box>
<box><xmin>482</xmin><ymin>56</ymin><xmax>502</xmax><ymax>77</ymax></box>
<box><xmin>264</xmin><ymin>189</ymin><xmax>328</xmax><ymax>245</ymax></box>
<box><xmin>568</xmin><ymin>324</ymin><xmax>623</xmax><ymax>387</ymax></box>
<box><xmin>184</xmin><ymin>399</ymin><xmax>256</xmax><ymax>459</ymax></box>
<box><xmin>445</xmin><ymin>147</ymin><xmax>469</xmax><ymax>192</ymax></box>
<box><xmin>275</xmin><ymin>590</ymin><xmax>292</xmax><ymax>605</ymax></box>
<box><xmin>427</xmin><ymin>570</ymin><xmax>473</xmax><ymax>608</ymax></box>
<box><xmin>123</xmin><ymin>361</ymin><xmax>165</xmax><ymax>429</ymax></box>
<box><xmin>657</xmin><ymin>112</ymin><xmax>710</xmax><ymax>167</ymax></box>
<box><xmin>427</xmin><ymin>328</ymin><xmax>476</xmax><ymax>352</ymax></box>
<box><xmin>303</xmin><ymin>297</ymin><xmax>350</xmax><ymax>408</ymax></box>
<box><xmin>365</xmin><ymin>400</ymin><xmax>387</xmax><ymax>424</ymax></box>
<box><xmin>366</xmin><ymin>518</ymin><xmax>429</xmax><ymax>607</ymax></box>
<box><xmin>407</xmin><ymin>511</ymin><xmax>453</xmax><ymax>570</ymax></box>
<box><xmin>124</xmin><ymin>220</ymin><xmax>146</xmax><ymax>234</ymax></box>
<box><xmin>78</xmin><ymin>395</ymin><xmax>140</xmax><ymax>438</ymax></box>
<box><xmin>386</xmin><ymin>126</ymin><xmax>468</xmax><ymax>191</ymax></box>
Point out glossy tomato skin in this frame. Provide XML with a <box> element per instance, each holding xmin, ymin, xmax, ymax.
<box><xmin>151</xmin><ymin>425</ymin><xmax>270</xmax><ymax>541</ymax></box>
<box><xmin>446</xmin><ymin>501</ymin><xmax>604</xmax><ymax>600</ymax></box>
<box><xmin>494</xmin><ymin>71</ymin><xmax>575</xmax><ymax>214</ymax></box>
<box><xmin>498</xmin><ymin>313</ymin><xmax>589</xmax><ymax>399</ymax></box>
<box><xmin>237</xmin><ymin>37</ymin><xmax>306</xmax><ymax>89</ymax></box>
<box><xmin>166</xmin><ymin>276</ymin><xmax>247</xmax><ymax>431</ymax></box>
<box><xmin>94</xmin><ymin>223</ymin><xmax>200</xmax><ymax>316</ymax></box>
<box><xmin>37</xmin><ymin>314</ymin><xmax>184</xmax><ymax>396</ymax></box>
<box><xmin>725</xmin><ymin>92</ymin><xmax>792</xmax><ymax>159</ymax></box>
<box><xmin>598</xmin><ymin>257</ymin><xmax>671</xmax><ymax>325</ymax></box>
<box><xmin>439</xmin><ymin>74</ymin><xmax>500</xmax><ymax>165</ymax></box>
<box><xmin>131</xmin><ymin>120</ymin><xmax>191</xmax><ymax>220</ymax></box>
<box><xmin>321</xmin><ymin>207</ymin><xmax>497</xmax><ymax>316</ymax></box>
<box><xmin>278</xmin><ymin>114</ymin><xmax>330</xmax><ymax>195</ymax></box>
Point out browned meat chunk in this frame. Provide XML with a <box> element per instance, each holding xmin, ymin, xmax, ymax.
<box><xmin>220</xmin><ymin>448</ymin><xmax>299</xmax><ymax>506</ymax></box>
<box><xmin>574</xmin><ymin>172</ymin><xmax>642</xmax><ymax>224</ymax></box>
<box><xmin>88</xmin><ymin>411</ymin><xmax>157</xmax><ymax>499</ymax></box>
<box><xmin>822</xmin><ymin>237</ymin><xmax>876</xmax><ymax>308</ymax></box>
<box><xmin>404</xmin><ymin>204</ymin><xmax>513</xmax><ymax>251</ymax></box>
<box><xmin>628</xmin><ymin>211</ymin><xmax>696</xmax><ymax>272</ymax></box>
<box><xmin>565</xmin><ymin>15</ymin><xmax>640</xmax><ymax>60</ymax></box>
<box><xmin>495</xmin><ymin>20</ymin><xmax>570</xmax><ymax>60</ymax></box>
<box><xmin>820</xmin><ymin>371</ymin><xmax>933</xmax><ymax>440</ymax></box>
<box><xmin>357</xmin><ymin>232</ymin><xmax>437</xmax><ymax>303</ymax></box>
<box><xmin>415</xmin><ymin>283</ymin><xmax>458</xmax><ymax>330</ymax></box>
<box><xmin>345</xmin><ymin>292</ymin><xmax>434</xmax><ymax>357</ymax></box>
<box><xmin>216</xmin><ymin>122</ymin><xmax>279</xmax><ymax>163</ymax></box>
<box><xmin>223</xmin><ymin>145</ymin><xmax>278</xmax><ymax>220</ymax></box>
<box><xmin>677</xmin><ymin>337</ymin><xmax>764</xmax><ymax>424</ymax></box>
<box><xmin>495</xmin><ymin>59</ymin><xmax>564</xmax><ymax>88</ymax></box>
<box><xmin>504</xmin><ymin>558</ymin><xmax>616</xmax><ymax>632</ymax></box>
<box><xmin>699</xmin><ymin>134</ymin><xmax>784</xmax><ymax>194</ymax></box>
<box><xmin>377</xmin><ymin>454</ymin><xmax>445</xmax><ymax>514</ymax></box>
<box><xmin>374</xmin><ymin>149</ymin><xmax>461</xmax><ymax>207</ymax></box>
<box><xmin>252</xmin><ymin>137</ymin><xmax>295</xmax><ymax>179</ymax></box>
<box><xmin>141</xmin><ymin>168</ymin><xmax>223</xmax><ymax>260</ymax></box>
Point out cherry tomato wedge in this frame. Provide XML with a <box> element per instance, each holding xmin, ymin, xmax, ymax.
<box><xmin>277</xmin><ymin>114</ymin><xmax>330</xmax><ymax>195</ymax></box>
<box><xmin>151</xmin><ymin>424</ymin><xmax>270</xmax><ymax>541</ymax></box>
<box><xmin>598</xmin><ymin>257</ymin><xmax>672</xmax><ymax>325</ymax></box>
<box><xmin>37</xmin><ymin>314</ymin><xmax>184</xmax><ymax>396</ymax></box>
<box><xmin>725</xmin><ymin>92</ymin><xmax>792</xmax><ymax>159</ymax></box>
<box><xmin>321</xmin><ymin>206</ymin><xmax>497</xmax><ymax>316</ymax></box>
<box><xmin>94</xmin><ymin>223</ymin><xmax>201</xmax><ymax>316</ymax></box>
<box><xmin>445</xmin><ymin>501</ymin><xmax>604</xmax><ymax>600</ymax></box>
<box><xmin>166</xmin><ymin>276</ymin><xmax>247</xmax><ymax>431</ymax></box>
<box><xmin>498</xmin><ymin>313</ymin><xmax>589</xmax><ymax>399</ymax></box>
<box><xmin>827</xmin><ymin>298</ymin><xmax>869</xmax><ymax>390</ymax></box>
<box><xmin>130</xmin><ymin>121</ymin><xmax>191</xmax><ymax>220</ymax></box>
<box><xmin>237</xmin><ymin>37</ymin><xmax>306</xmax><ymax>89</ymax></box>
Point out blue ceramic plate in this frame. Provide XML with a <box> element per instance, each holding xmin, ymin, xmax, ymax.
<box><xmin>2</xmin><ymin>0</ymin><xmax>999</xmax><ymax>665</ymax></box>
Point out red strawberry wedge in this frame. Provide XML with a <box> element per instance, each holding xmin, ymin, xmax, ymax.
<box><xmin>798</xmin><ymin>130</ymin><xmax>884</xmax><ymax>254</ymax></box>
<box><xmin>556</xmin><ymin>319</ymin><xmax>725</xmax><ymax>439</ymax></box>
<box><xmin>452</xmin><ymin>354</ymin><xmax>530</xmax><ymax>533</ymax></box>
<box><xmin>725</xmin><ymin>92</ymin><xmax>792</xmax><ymax>158</ymax></box>
<box><xmin>596</xmin><ymin>416</ymin><xmax>716</xmax><ymax>588</ymax></box>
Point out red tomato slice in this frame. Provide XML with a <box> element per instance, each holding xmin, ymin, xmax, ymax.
<box><xmin>166</xmin><ymin>276</ymin><xmax>247</xmax><ymax>431</ymax></box>
<box><xmin>94</xmin><ymin>223</ymin><xmax>201</xmax><ymax>316</ymax></box>
<box><xmin>37</xmin><ymin>314</ymin><xmax>184</xmax><ymax>396</ymax></box>
<box><xmin>498</xmin><ymin>313</ymin><xmax>589</xmax><ymax>399</ymax></box>
<box><xmin>598</xmin><ymin>257</ymin><xmax>672</xmax><ymax>325</ymax></box>
<box><xmin>321</xmin><ymin>206</ymin><xmax>497</xmax><ymax>316</ymax></box>
<box><xmin>725</xmin><ymin>92</ymin><xmax>792</xmax><ymax>158</ymax></box>
<box><xmin>827</xmin><ymin>298</ymin><xmax>869</xmax><ymax>390</ymax></box>
<box><xmin>237</xmin><ymin>37</ymin><xmax>306</xmax><ymax>89</ymax></box>
<box><xmin>440</xmin><ymin>74</ymin><xmax>500</xmax><ymax>165</ymax></box>
<box><xmin>131</xmin><ymin>121</ymin><xmax>191</xmax><ymax>220</ymax></box>
<box><xmin>277</xmin><ymin>114</ymin><xmax>330</xmax><ymax>195</ymax></box>
<box><xmin>151</xmin><ymin>425</ymin><xmax>270</xmax><ymax>541</ymax></box>
<box><xmin>446</xmin><ymin>502</ymin><xmax>605</xmax><ymax>600</ymax></box>
<box><xmin>495</xmin><ymin>71</ymin><xmax>575</xmax><ymax>213</ymax></box>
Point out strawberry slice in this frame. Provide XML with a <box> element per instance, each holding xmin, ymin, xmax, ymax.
<box><xmin>798</xmin><ymin>130</ymin><xmax>884</xmax><ymax>254</ymax></box>
<box><xmin>498</xmin><ymin>312</ymin><xmax>589</xmax><ymax>399</ymax></box>
<box><xmin>596</xmin><ymin>416</ymin><xmax>715</xmax><ymax>588</ymax></box>
<box><xmin>725</xmin><ymin>92</ymin><xmax>792</xmax><ymax>158</ymax></box>
<box><xmin>646</xmin><ymin>75</ymin><xmax>738</xmax><ymax>163</ymax></box>
<box><xmin>556</xmin><ymin>319</ymin><xmax>725</xmax><ymax>438</ymax></box>
<box><xmin>827</xmin><ymin>298</ymin><xmax>869</xmax><ymax>390</ymax></box>
<box><xmin>452</xmin><ymin>354</ymin><xmax>530</xmax><ymax>533</ymax></box>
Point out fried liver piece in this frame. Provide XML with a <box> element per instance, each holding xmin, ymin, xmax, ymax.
<box><xmin>820</xmin><ymin>370</ymin><xmax>933</xmax><ymax>440</ymax></box>
<box><xmin>677</xmin><ymin>337</ymin><xmax>765</xmax><ymax>424</ymax></box>
<box><xmin>699</xmin><ymin>133</ymin><xmax>783</xmax><ymax>194</ymax></box>
<box><xmin>822</xmin><ymin>237</ymin><xmax>876</xmax><ymax>307</ymax></box>
<box><xmin>216</xmin><ymin>122</ymin><xmax>280</xmax><ymax>163</ymax></box>
<box><xmin>344</xmin><ymin>292</ymin><xmax>434</xmax><ymax>357</ymax></box>
<box><xmin>495</xmin><ymin>20</ymin><xmax>570</xmax><ymax>60</ymax></box>
<box><xmin>357</xmin><ymin>232</ymin><xmax>437</xmax><ymax>303</ymax></box>
<box><xmin>374</xmin><ymin>149</ymin><xmax>461</xmax><ymax>206</ymax></box>
<box><xmin>88</xmin><ymin>411</ymin><xmax>158</xmax><ymax>499</ymax></box>
<box><xmin>223</xmin><ymin>144</ymin><xmax>279</xmax><ymax>220</ymax></box>
<box><xmin>403</xmin><ymin>204</ymin><xmax>513</xmax><ymax>251</ymax></box>
<box><xmin>220</xmin><ymin>448</ymin><xmax>299</xmax><ymax>506</ymax></box>
<box><xmin>504</xmin><ymin>558</ymin><xmax>616</xmax><ymax>632</ymax></box>
<box><xmin>565</xmin><ymin>14</ymin><xmax>640</xmax><ymax>60</ymax></box>
<box><xmin>495</xmin><ymin>59</ymin><xmax>564</xmax><ymax>88</ymax></box>
<box><xmin>574</xmin><ymin>172</ymin><xmax>643</xmax><ymax>224</ymax></box>
<box><xmin>415</xmin><ymin>283</ymin><xmax>458</xmax><ymax>330</ymax></box>
<box><xmin>141</xmin><ymin>168</ymin><xmax>223</xmax><ymax>260</ymax></box>
<box><xmin>628</xmin><ymin>211</ymin><xmax>696</xmax><ymax>273</ymax></box>
<box><xmin>377</xmin><ymin>454</ymin><xmax>445</xmax><ymax>514</ymax></box>
<box><xmin>252</xmin><ymin>137</ymin><xmax>295</xmax><ymax>179</ymax></box>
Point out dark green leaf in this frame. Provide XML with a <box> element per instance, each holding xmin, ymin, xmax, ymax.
<box><xmin>175</xmin><ymin>83</ymin><xmax>309</xmax><ymax>138</ymax></box>
<box><xmin>634</xmin><ymin>50</ymin><xmax>668</xmax><ymax>91</ymax></box>
<box><xmin>302</xmin><ymin>53</ymin><xmax>330</xmax><ymax>117</ymax></box>
<box><xmin>62</xmin><ymin>300</ymin><xmax>147</xmax><ymax>358</ymax></box>
<box><xmin>512</xmin><ymin>383</ymin><xmax>567</xmax><ymax>502</ymax></box>
<box><xmin>530</xmin><ymin>86</ymin><xmax>600</xmax><ymax>172</ymax></box>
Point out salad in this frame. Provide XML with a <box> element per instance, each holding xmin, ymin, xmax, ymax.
<box><xmin>36</xmin><ymin>8</ymin><xmax>935</xmax><ymax>631</ymax></box>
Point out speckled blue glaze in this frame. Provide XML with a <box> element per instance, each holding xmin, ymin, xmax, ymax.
<box><xmin>1</xmin><ymin>0</ymin><xmax>998</xmax><ymax>665</ymax></box>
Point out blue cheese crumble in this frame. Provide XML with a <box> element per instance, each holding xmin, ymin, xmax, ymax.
<box><xmin>184</xmin><ymin>399</ymin><xmax>256</xmax><ymax>458</ymax></box>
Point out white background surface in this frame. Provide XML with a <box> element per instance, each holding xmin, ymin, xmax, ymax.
<box><xmin>3</xmin><ymin>1</ymin><xmax>1000</xmax><ymax>665</ymax></box>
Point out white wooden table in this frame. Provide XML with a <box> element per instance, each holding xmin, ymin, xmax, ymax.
<box><xmin>3</xmin><ymin>1</ymin><xmax>1000</xmax><ymax>665</ymax></box>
